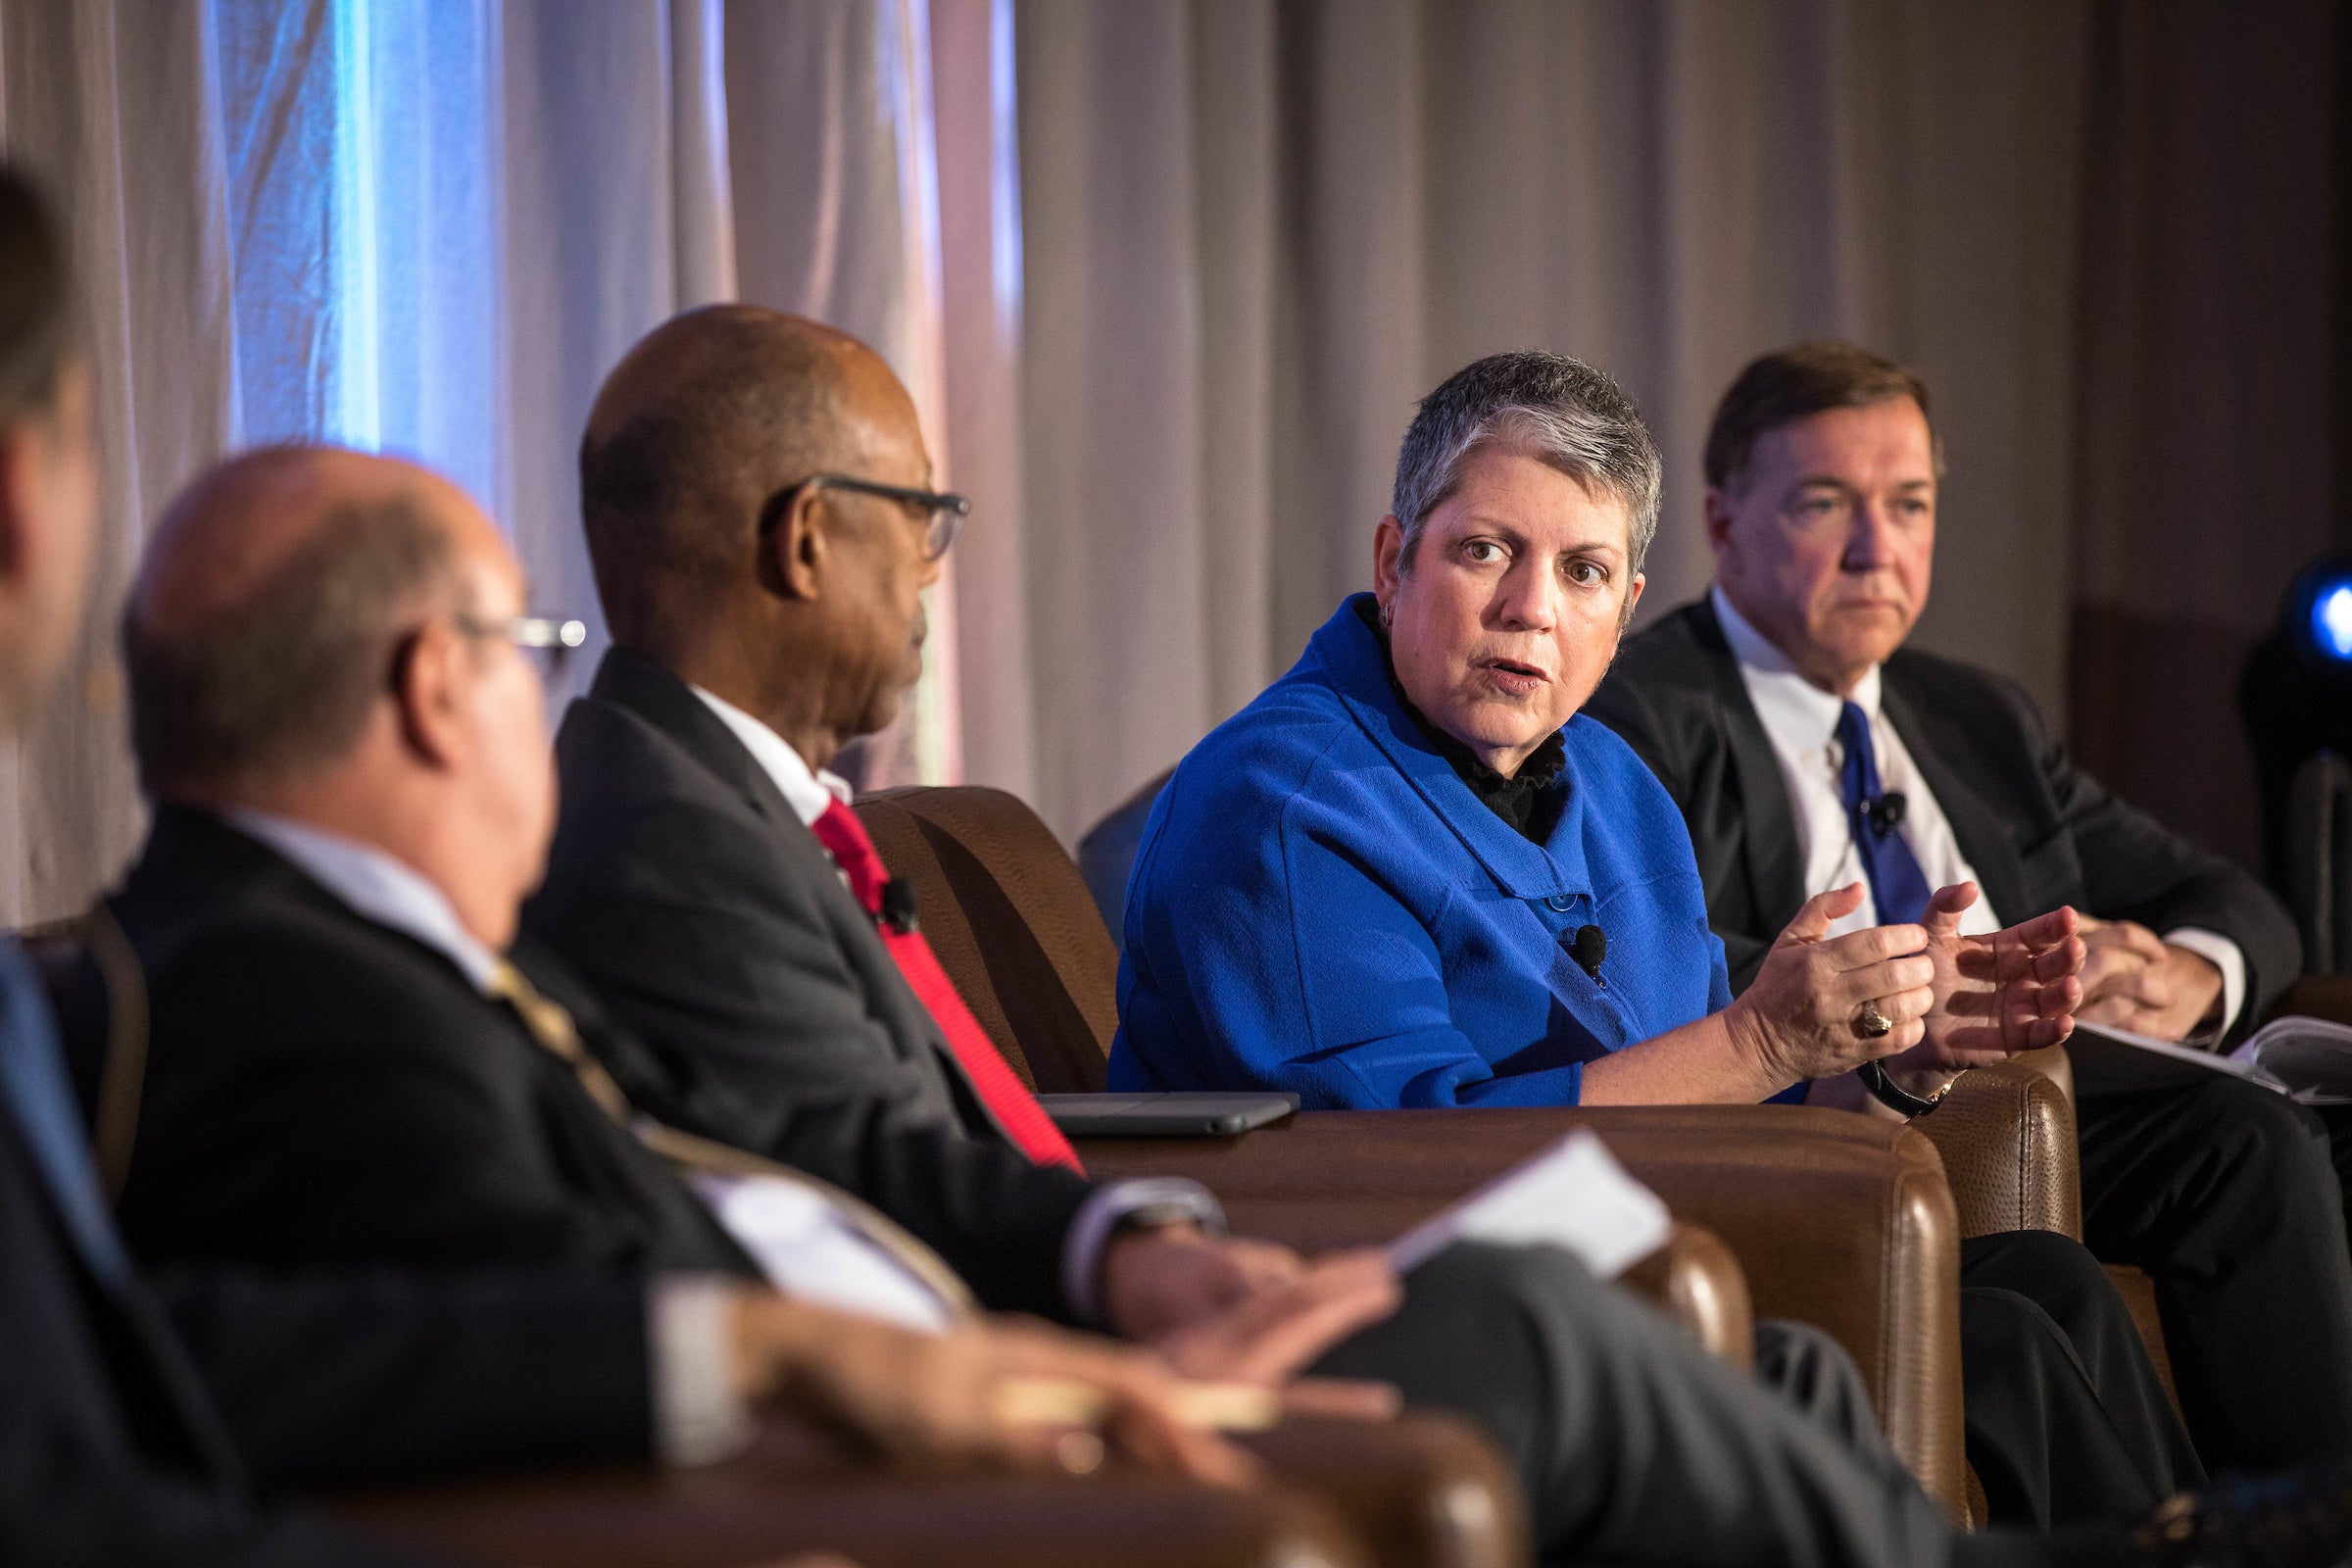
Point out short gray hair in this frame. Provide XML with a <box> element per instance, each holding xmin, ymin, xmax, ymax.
<box><xmin>126</xmin><ymin>493</ymin><xmax>458</xmax><ymax>794</ymax></box>
<box><xmin>1391</xmin><ymin>351</ymin><xmax>1661</xmax><ymax>577</ymax></box>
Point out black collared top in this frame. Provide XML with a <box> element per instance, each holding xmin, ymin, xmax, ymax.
<box><xmin>1355</xmin><ymin>598</ymin><xmax>1568</xmax><ymax>845</ymax></box>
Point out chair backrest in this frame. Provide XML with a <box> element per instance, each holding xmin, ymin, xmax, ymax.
<box><xmin>1075</xmin><ymin>767</ymin><xmax>1173</xmax><ymax>955</ymax></box>
<box><xmin>856</xmin><ymin>786</ymin><xmax>1118</xmax><ymax>1094</ymax></box>
<box><xmin>2289</xmin><ymin>750</ymin><xmax>2352</xmax><ymax>974</ymax></box>
<box><xmin>19</xmin><ymin>911</ymin><xmax>146</xmax><ymax>1198</ymax></box>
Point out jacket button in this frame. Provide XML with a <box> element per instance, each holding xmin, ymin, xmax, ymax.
<box><xmin>1544</xmin><ymin>895</ymin><xmax>1572</xmax><ymax>912</ymax></box>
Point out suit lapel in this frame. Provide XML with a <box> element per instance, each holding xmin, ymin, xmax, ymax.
<box><xmin>581</xmin><ymin>650</ymin><xmax>1022</xmax><ymax>1151</ymax></box>
<box><xmin>586</xmin><ymin>648</ymin><xmax>806</xmax><ymax>832</ymax></box>
<box><xmin>1880</xmin><ymin>666</ymin><xmax>2031</xmax><ymax>927</ymax></box>
<box><xmin>1685</xmin><ymin>600</ymin><xmax>1809</xmax><ymax>924</ymax></box>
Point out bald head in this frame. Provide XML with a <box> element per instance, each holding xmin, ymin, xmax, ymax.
<box><xmin>577</xmin><ymin>305</ymin><xmax>921</xmax><ymax>648</ymax></box>
<box><xmin>127</xmin><ymin>446</ymin><xmax>490</xmax><ymax>796</ymax></box>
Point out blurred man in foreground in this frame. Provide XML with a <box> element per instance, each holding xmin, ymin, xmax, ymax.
<box><xmin>1588</xmin><ymin>340</ymin><xmax>2352</xmax><ymax>1475</ymax></box>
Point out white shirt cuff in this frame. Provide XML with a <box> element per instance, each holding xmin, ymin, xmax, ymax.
<box><xmin>648</xmin><ymin>1275</ymin><xmax>758</xmax><ymax>1467</ymax></box>
<box><xmin>2164</xmin><ymin>927</ymin><xmax>2248</xmax><ymax>1039</ymax></box>
<box><xmin>1060</xmin><ymin>1178</ymin><xmax>1225</xmax><ymax>1327</ymax></box>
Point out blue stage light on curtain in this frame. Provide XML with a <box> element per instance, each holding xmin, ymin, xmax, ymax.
<box><xmin>328</xmin><ymin>0</ymin><xmax>383</xmax><ymax>451</ymax></box>
<box><xmin>2311</xmin><ymin>580</ymin><xmax>2352</xmax><ymax>663</ymax></box>
<box><xmin>214</xmin><ymin>0</ymin><xmax>504</xmax><ymax>514</ymax></box>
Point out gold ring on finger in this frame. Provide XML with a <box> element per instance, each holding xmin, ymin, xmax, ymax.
<box><xmin>1854</xmin><ymin>1002</ymin><xmax>1893</xmax><ymax>1039</ymax></box>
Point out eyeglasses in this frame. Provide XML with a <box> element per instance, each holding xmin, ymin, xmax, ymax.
<box><xmin>764</xmin><ymin>473</ymin><xmax>970</xmax><ymax>562</ymax></box>
<box><xmin>454</xmin><ymin>613</ymin><xmax>588</xmax><ymax>677</ymax></box>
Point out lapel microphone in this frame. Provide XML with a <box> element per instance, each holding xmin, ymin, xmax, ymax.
<box><xmin>880</xmin><ymin>878</ymin><xmax>920</xmax><ymax>934</ymax></box>
<box><xmin>1567</xmin><ymin>923</ymin><xmax>1606</xmax><ymax>986</ymax></box>
<box><xmin>1866</xmin><ymin>792</ymin><xmax>1908</xmax><ymax>838</ymax></box>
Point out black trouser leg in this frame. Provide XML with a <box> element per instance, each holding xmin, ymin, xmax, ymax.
<box><xmin>1308</xmin><ymin>1242</ymin><xmax>2126</xmax><ymax>1568</ymax></box>
<box><xmin>2075</xmin><ymin>1076</ymin><xmax>2352</xmax><ymax>1470</ymax></box>
<box><xmin>1754</xmin><ymin>1317</ymin><xmax>1900</xmax><ymax>1463</ymax></box>
<box><xmin>1959</xmin><ymin>1231</ymin><xmax>2203</xmax><ymax>1527</ymax></box>
<box><xmin>2305</xmin><ymin>1104</ymin><xmax>2352</xmax><ymax>1257</ymax></box>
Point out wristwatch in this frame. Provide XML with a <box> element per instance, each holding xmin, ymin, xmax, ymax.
<box><xmin>1857</xmin><ymin>1058</ymin><xmax>1966</xmax><ymax>1118</ymax></box>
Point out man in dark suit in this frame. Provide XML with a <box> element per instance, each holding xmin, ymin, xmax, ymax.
<box><xmin>1586</xmin><ymin>339</ymin><xmax>2352</xmax><ymax>1475</ymax></box>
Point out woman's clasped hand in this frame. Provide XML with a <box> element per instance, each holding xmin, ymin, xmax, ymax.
<box><xmin>1725</xmin><ymin>880</ymin><xmax>2085</xmax><ymax>1102</ymax></box>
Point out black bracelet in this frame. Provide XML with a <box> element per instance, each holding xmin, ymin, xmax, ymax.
<box><xmin>1857</xmin><ymin>1058</ymin><xmax>1952</xmax><ymax>1118</ymax></box>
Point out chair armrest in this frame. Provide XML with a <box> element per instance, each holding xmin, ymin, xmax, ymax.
<box><xmin>1618</xmin><ymin>1222</ymin><xmax>1756</xmax><ymax>1372</ymax></box>
<box><xmin>1079</xmin><ymin>1105</ymin><xmax>1968</xmax><ymax>1520</ymax></box>
<box><xmin>1910</xmin><ymin>1057</ymin><xmax>2083</xmax><ymax>1240</ymax></box>
<box><xmin>330</xmin><ymin>1420</ymin><xmax>1373</xmax><ymax>1568</ymax></box>
<box><xmin>1243</xmin><ymin>1411</ymin><xmax>1531</xmax><ymax>1568</ymax></box>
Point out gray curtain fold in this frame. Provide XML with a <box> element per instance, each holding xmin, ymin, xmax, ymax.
<box><xmin>0</xmin><ymin>0</ymin><xmax>235</xmax><ymax>924</ymax></box>
<box><xmin>0</xmin><ymin>0</ymin><xmax>2333</xmax><ymax>924</ymax></box>
<box><xmin>2068</xmin><ymin>0</ymin><xmax>2346</xmax><ymax>870</ymax></box>
<box><xmin>1018</xmin><ymin>0</ymin><xmax>2108</xmax><ymax>845</ymax></box>
<box><xmin>0</xmin><ymin>0</ymin><xmax>965</xmax><ymax>924</ymax></box>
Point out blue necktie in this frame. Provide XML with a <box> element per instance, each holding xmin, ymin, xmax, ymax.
<box><xmin>1837</xmin><ymin>701</ymin><xmax>1932</xmax><ymax>926</ymax></box>
<box><xmin>0</xmin><ymin>940</ymin><xmax>132</xmax><ymax>1288</ymax></box>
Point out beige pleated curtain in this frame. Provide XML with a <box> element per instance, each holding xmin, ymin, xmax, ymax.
<box><xmin>0</xmin><ymin>0</ymin><xmax>2335</xmax><ymax>928</ymax></box>
<box><xmin>1016</xmin><ymin>0</ymin><xmax>2342</xmax><ymax>858</ymax></box>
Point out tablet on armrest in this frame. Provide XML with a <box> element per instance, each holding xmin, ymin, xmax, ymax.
<box><xmin>1039</xmin><ymin>1093</ymin><xmax>1300</xmax><ymax>1137</ymax></box>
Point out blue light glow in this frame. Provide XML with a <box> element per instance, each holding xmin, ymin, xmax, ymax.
<box><xmin>329</xmin><ymin>0</ymin><xmax>381</xmax><ymax>450</ymax></box>
<box><xmin>2313</xmin><ymin>582</ymin><xmax>2352</xmax><ymax>662</ymax></box>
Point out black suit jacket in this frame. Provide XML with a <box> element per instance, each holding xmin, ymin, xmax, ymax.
<box><xmin>104</xmin><ymin>808</ymin><xmax>755</xmax><ymax>1282</ymax></box>
<box><xmin>3</xmin><ymin>1041</ymin><xmax>655</xmax><ymax>1567</ymax></box>
<box><xmin>523</xmin><ymin>649</ymin><xmax>1094</xmax><ymax>1322</ymax></box>
<box><xmin>1586</xmin><ymin>597</ymin><xmax>2302</xmax><ymax>1026</ymax></box>
<box><xmin>0</xmin><ymin>1004</ymin><xmax>449</xmax><ymax>1563</ymax></box>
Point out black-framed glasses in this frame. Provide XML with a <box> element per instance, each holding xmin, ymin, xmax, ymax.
<box><xmin>764</xmin><ymin>473</ymin><xmax>970</xmax><ymax>562</ymax></box>
<box><xmin>454</xmin><ymin>612</ymin><xmax>588</xmax><ymax>677</ymax></box>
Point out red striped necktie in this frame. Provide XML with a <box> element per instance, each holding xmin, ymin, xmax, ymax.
<box><xmin>807</xmin><ymin>800</ymin><xmax>1083</xmax><ymax>1173</ymax></box>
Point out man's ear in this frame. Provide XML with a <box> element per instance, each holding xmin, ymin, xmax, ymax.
<box><xmin>1372</xmin><ymin>514</ymin><xmax>1406</xmax><ymax>611</ymax></box>
<box><xmin>757</xmin><ymin>485</ymin><xmax>827</xmax><ymax>603</ymax></box>
<box><xmin>1701</xmin><ymin>487</ymin><xmax>1738</xmax><ymax>558</ymax></box>
<box><xmin>391</xmin><ymin>618</ymin><xmax>469</xmax><ymax>770</ymax></box>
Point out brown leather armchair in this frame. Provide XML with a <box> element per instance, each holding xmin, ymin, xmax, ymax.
<box><xmin>328</xmin><ymin>1412</ymin><xmax>1536</xmax><ymax>1568</ymax></box>
<box><xmin>332</xmin><ymin>1419</ymin><xmax>1377</xmax><ymax>1568</ymax></box>
<box><xmin>856</xmin><ymin>786</ymin><xmax>1984</xmax><ymax>1518</ymax></box>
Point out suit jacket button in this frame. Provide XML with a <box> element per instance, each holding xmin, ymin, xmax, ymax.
<box><xmin>1544</xmin><ymin>895</ymin><xmax>1572</xmax><ymax>912</ymax></box>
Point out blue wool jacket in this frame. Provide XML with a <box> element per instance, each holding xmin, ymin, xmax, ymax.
<box><xmin>1108</xmin><ymin>593</ymin><xmax>1733</xmax><ymax>1107</ymax></box>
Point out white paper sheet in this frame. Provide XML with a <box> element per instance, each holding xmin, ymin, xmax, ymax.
<box><xmin>1387</xmin><ymin>1129</ymin><xmax>1673</xmax><ymax>1279</ymax></box>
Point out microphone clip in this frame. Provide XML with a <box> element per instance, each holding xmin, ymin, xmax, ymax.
<box><xmin>1565</xmin><ymin>923</ymin><xmax>1606</xmax><ymax>988</ymax></box>
<box><xmin>879</xmin><ymin>878</ymin><xmax>920</xmax><ymax>934</ymax></box>
<box><xmin>1864</xmin><ymin>792</ymin><xmax>1908</xmax><ymax>839</ymax></box>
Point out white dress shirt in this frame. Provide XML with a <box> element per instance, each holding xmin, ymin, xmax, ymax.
<box><xmin>687</xmin><ymin>685</ymin><xmax>1226</xmax><ymax>1321</ymax></box>
<box><xmin>1707</xmin><ymin>589</ymin><xmax>2247</xmax><ymax>1033</ymax></box>
<box><xmin>224</xmin><ymin>808</ymin><xmax>946</xmax><ymax>1465</ymax></box>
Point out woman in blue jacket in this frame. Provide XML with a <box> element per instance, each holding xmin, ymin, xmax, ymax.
<box><xmin>1111</xmin><ymin>355</ymin><xmax>2075</xmax><ymax>1115</ymax></box>
<box><xmin>1108</xmin><ymin>350</ymin><xmax>2205</xmax><ymax>1530</ymax></box>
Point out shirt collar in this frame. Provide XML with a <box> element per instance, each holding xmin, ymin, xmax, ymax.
<box><xmin>1709</xmin><ymin>584</ymin><xmax>1883</xmax><ymax>744</ymax></box>
<box><xmin>222</xmin><ymin>808</ymin><xmax>500</xmax><ymax>991</ymax></box>
<box><xmin>1352</xmin><ymin>597</ymin><xmax>1567</xmax><ymax>841</ymax></box>
<box><xmin>1310</xmin><ymin>593</ymin><xmax>1590</xmax><ymax>901</ymax></box>
<box><xmin>688</xmin><ymin>685</ymin><xmax>853</xmax><ymax>829</ymax></box>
